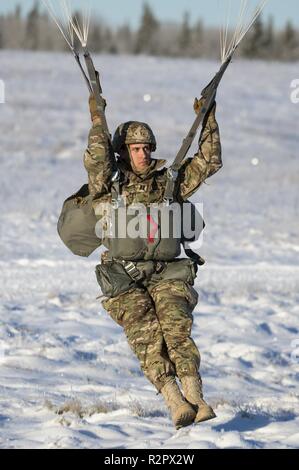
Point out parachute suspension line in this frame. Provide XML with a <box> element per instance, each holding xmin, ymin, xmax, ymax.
<box><xmin>224</xmin><ymin>0</ymin><xmax>249</xmax><ymax>61</ymax></box>
<box><xmin>60</xmin><ymin>0</ymin><xmax>75</xmax><ymax>48</ymax></box>
<box><xmin>220</xmin><ymin>0</ymin><xmax>269</xmax><ymax>63</ymax></box>
<box><xmin>69</xmin><ymin>1</ymin><xmax>91</xmax><ymax>48</ymax></box>
<box><xmin>220</xmin><ymin>0</ymin><xmax>232</xmax><ymax>64</ymax></box>
<box><xmin>42</xmin><ymin>0</ymin><xmax>91</xmax><ymax>50</ymax></box>
<box><xmin>42</xmin><ymin>0</ymin><xmax>92</xmax><ymax>93</ymax></box>
<box><xmin>42</xmin><ymin>0</ymin><xmax>73</xmax><ymax>50</ymax></box>
<box><xmin>237</xmin><ymin>0</ymin><xmax>269</xmax><ymax>46</ymax></box>
<box><xmin>49</xmin><ymin>0</ymin><xmax>107</xmax><ymax>128</ymax></box>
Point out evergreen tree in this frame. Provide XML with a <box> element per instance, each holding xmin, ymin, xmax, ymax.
<box><xmin>242</xmin><ymin>15</ymin><xmax>265</xmax><ymax>58</ymax></box>
<box><xmin>281</xmin><ymin>20</ymin><xmax>298</xmax><ymax>61</ymax></box>
<box><xmin>284</xmin><ymin>20</ymin><xmax>297</xmax><ymax>47</ymax></box>
<box><xmin>263</xmin><ymin>16</ymin><xmax>275</xmax><ymax>57</ymax></box>
<box><xmin>191</xmin><ymin>19</ymin><xmax>204</xmax><ymax>57</ymax></box>
<box><xmin>135</xmin><ymin>3</ymin><xmax>160</xmax><ymax>55</ymax></box>
<box><xmin>89</xmin><ymin>23</ymin><xmax>103</xmax><ymax>53</ymax></box>
<box><xmin>283</xmin><ymin>21</ymin><xmax>297</xmax><ymax>50</ymax></box>
<box><xmin>0</xmin><ymin>16</ymin><xmax>4</xmax><ymax>49</ymax></box>
<box><xmin>10</xmin><ymin>5</ymin><xmax>24</xmax><ymax>49</ymax></box>
<box><xmin>103</xmin><ymin>27</ymin><xmax>118</xmax><ymax>54</ymax></box>
<box><xmin>15</xmin><ymin>4</ymin><xmax>21</xmax><ymax>20</ymax></box>
<box><xmin>0</xmin><ymin>2</ymin><xmax>298</xmax><ymax>61</ymax></box>
<box><xmin>116</xmin><ymin>24</ymin><xmax>134</xmax><ymax>54</ymax></box>
<box><xmin>178</xmin><ymin>12</ymin><xmax>192</xmax><ymax>55</ymax></box>
<box><xmin>25</xmin><ymin>1</ymin><xmax>40</xmax><ymax>50</ymax></box>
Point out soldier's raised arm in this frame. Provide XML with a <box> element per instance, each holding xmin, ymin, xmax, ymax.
<box><xmin>178</xmin><ymin>102</ymin><xmax>223</xmax><ymax>200</ymax></box>
<box><xmin>83</xmin><ymin>94</ymin><xmax>114</xmax><ymax>197</ymax></box>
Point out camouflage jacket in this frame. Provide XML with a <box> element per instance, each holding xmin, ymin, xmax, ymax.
<box><xmin>83</xmin><ymin>108</ymin><xmax>223</xmax><ymax>206</ymax></box>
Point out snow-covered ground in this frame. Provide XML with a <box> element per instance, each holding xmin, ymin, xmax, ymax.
<box><xmin>0</xmin><ymin>51</ymin><xmax>298</xmax><ymax>449</ymax></box>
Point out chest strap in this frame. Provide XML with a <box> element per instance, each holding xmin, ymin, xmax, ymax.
<box><xmin>111</xmin><ymin>170</ymin><xmax>122</xmax><ymax>208</ymax></box>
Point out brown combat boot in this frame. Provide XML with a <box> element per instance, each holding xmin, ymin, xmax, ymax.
<box><xmin>161</xmin><ymin>377</ymin><xmax>196</xmax><ymax>430</ymax></box>
<box><xmin>180</xmin><ymin>375</ymin><xmax>216</xmax><ymax>424</ymax></box>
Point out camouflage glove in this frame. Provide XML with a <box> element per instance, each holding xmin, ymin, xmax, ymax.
<box><xmin>194</xmin><ymin>96</ymin><xmax>216</xmax><ymax>118</ymax></box>
<box><xmin>89</xmin><ymin>94</ymin><xmax>107</xmax><ymax>124</ymax></box>
<box><xmin>89</xmin><ymin>94</ymin><xmax>100</xmax><ymax>123</ymax></box>
<box><xmin>198</xmin><ymin>99</ymin><xmax>220</xmax><ymax>162</ymax></box>
<box><xmin>193</xmin><ymin>96</ymin><xmax>205</xmax><ymax>115</ymax></box>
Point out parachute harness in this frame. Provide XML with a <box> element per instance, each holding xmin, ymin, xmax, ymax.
<box><xmin>45</xmin><ymin>0</ymin><xmax>269</xmax><ymax>258</ymax></box>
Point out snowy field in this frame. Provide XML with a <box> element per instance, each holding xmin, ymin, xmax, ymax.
<box><xmin>0</xmin><ymin>51</ymin><xmax>298</xmax><ymax>449</ymax></box>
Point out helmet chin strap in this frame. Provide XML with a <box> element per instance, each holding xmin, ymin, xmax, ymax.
<box><xmin>118</xmin><ymin>145</ymin><xmax>134</xmax><ymax>170</ymax></box>
<box><xmin>126</xmin><ymin>144</ymin><xmax>138</xmax><ymax>173</ymax></box>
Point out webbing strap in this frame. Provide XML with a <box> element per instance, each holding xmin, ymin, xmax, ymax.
<box><xmin>72</xmin><ymin>49</ymin><xmax>92</xmax><ymax>94</ymax></box>
<box><xmin>120</xmin><ymin>260</ymin><xmax>145</xmax><ymax>283</ymax></box>
<box><xmin>184</xmin><ymin>247</ymin><xmax>205</xmax><ymax>266</ymax></box>
<box><xmin>163</xmin><ymin>92</ymin><xmax>216</xmax><ymax>204</ymax></box>
<box><xmin>111</xmin><ymin>171</ymin><xmax>122</xmax><ymax>208</ymax></box>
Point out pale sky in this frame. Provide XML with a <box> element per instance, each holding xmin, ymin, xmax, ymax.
<box><xmin>0</xmin><ymin>0</ymin><xmax>298</xmax><ymax>29</ymax></box>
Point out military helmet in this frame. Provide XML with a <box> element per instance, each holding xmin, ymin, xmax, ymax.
<box><xmin>113</xmin><ymin>121</ymin><xmax>157</xmax><ymax>154</ymax></box>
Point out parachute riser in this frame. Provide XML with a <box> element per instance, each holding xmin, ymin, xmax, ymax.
<box><xmin>163</xmin><ymin>53</ymin><xmax>233</xmax><ymax>204</ymax></box>
<box><xmin>83</xmin><ymin>48</ymin><xmax>105</xmax><ymax>109</ymax></box>
<box><xmin>71</xmin><ymin>48</ymin><xmax>93</xmax><ymax>93</ymax></box>
<box><xmin>82</xmin><ymin>47</ymin><xmax>112</xmax><ymax>144</ymax></box>
<box><xmin>201</xmin><ymin>53</ymin><xmax>233</xmax><ymax>100</ymax></box>
<box><xmin>173</xmin><ymin>54</ymin><xmax>233</xmax><ymax>171</ymax></box>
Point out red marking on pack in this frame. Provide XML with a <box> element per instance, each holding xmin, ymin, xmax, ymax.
<box><xmin>147</xmin><ymin>215</ymin><xmax>159</xmax><ymax>244</ymax></box>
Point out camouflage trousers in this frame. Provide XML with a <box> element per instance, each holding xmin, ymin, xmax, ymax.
<box><xmin>102</xmin><ymin>279</ymin><xmax>201</xmax><ymax>392</ymax></box>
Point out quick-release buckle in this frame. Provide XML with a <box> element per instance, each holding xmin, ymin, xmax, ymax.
<box><xmin>122</xmin><ymin>261</ymin><xmax>144</xmax><ymax>282</ymax></box>
<box><xmin>163</xmin><ymin>196</ymin><xmax>173</xmax><ymax>207</ymax></box>
<box><xmin>155</xmin><ymin>261</ymin><xmax>166</xmax><ymax>274</ymax></box>
<box><xmin>167</xmin><ymin>168</ymin><xmax>179</xmax><ymax>181</ymax></box>
<box><xmin>111</xmin><ymin>196</ymin><xmax>122</xmax><ymax>209</ymax></box>
<box><xmin>111</xmin><ymin>170</ymin><xmax>120</xmax><ymax>183</ymax></box>
<box><xmin>164</xmin><ymin>168</ymin><xmax>179</xmax><ymax>206</ymax></box>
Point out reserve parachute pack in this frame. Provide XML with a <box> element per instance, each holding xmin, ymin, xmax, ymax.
<box><xmin>57</xmin><ymin>184</ymin><xmax>101</xmax><ymax>257</ymax></box>
<box><xmin>57</xmin><ymin>182</ymin><xmax>205</xmax><ymax>264</ymax></box>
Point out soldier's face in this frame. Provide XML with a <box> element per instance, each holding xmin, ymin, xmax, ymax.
<box><xmin>129</xmin><ymin>144</ymin><xmax>152</xmax><ymax>171</ymax></box>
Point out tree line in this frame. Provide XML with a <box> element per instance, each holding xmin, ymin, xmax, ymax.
<box><xmin>0</xmin><ymin>2</ymin><xmax>298</xmax><ymax>61</ymax></box>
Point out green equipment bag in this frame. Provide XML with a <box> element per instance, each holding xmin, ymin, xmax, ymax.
<box><xmin>155</xmin><ymin>258</ymin><xmax>198</xmax><ymax>286</ymax></box>
<box><xmin>57</xmin><ymin>184</ymin><xmax>102</xmax><ymax>257</ymax></box>
<box><xmin>95</xmin><ymin>262</ymin><xmax>137</xmax><ymax>298</ymax></box>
